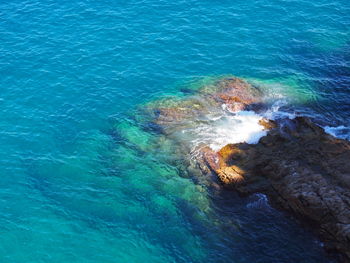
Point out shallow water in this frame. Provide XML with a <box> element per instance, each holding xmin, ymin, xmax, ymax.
<box><xmin>0</xmin><ymin>0</ymin><xmax>349</xmax><ymax>262</ymax></box>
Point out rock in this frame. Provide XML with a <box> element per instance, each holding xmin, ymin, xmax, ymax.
<box><xmin>152</xmin><ymin>77</ymin><xmax>264</xmax><ymax>133</ymax></box>
<box><xmin>209</xmin><ymin>116</ymin><xmax>350</xmax><ymax>261</ymax></box>
<box><xmin>194</xmin><ymin>146</ymin><xmax>220</xmax><ymax>175</ymax></box>
<box><xmin>217</xmin><ymin>166</ymin><xmax>245</xmax><ymax>185</ymax></box>
<box><xmin>214</xmin><ymin>78</ymin><xmax>262</xmax><ymax>105</ymax></box>
<box><xmin>258</xmin><ymin>118</ymin><xmax>277</xmax><ymax>130</ymax></box>
<box><xmin>211</xmin><ymin>78</ymin><xmax>263</xmax><ymax>112</ymax></box>
<box><xmin>155</xmin><ymin>107</ymin><xmax>193</xmax><ymax>124</ymax></box>
<box><xmin>148</xmin><ymin>76</ymin><xmax>350</xmax><ymax>261</ymax></box>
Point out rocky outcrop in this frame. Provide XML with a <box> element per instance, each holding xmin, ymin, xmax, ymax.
<box><xmin>148</xmin><ymin>76</ymin><xmax>350</xmax><ymax>261</ymax></box>
<box><xmin>203</xmin><ymin>117</ymin><xmax>350</xmax><ymax>261</ymax></box>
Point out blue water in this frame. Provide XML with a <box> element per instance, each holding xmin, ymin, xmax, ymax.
<box><xmin>0</xmin><ymin>0</ymin><xmax>349</xmax><ymax>262</ymax></box>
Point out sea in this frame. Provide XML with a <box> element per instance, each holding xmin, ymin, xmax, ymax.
<box><xmin>0</xmin><ymin>0</ymin><xmax>349</xmax><ymax>262</ymax></box>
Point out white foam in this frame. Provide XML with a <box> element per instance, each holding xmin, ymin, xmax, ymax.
<box><xmin>324</xmin><ymin>125</ymin><xmax>350</xmax><ymax>141</ymax></box>
<box><xmin>263</xmin><ymin>99</ymin><xmax>295</xmax><ymax>120</ymax></box>
<box><xmin>188</xmin><ymin>110</ymin><xmax>267</xmax><ymax>152</ymax></box>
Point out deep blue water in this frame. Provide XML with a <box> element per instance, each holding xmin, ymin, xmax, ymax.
<box><xmin>0</xmin><ymin>0</ymin><xmax>349</xmax><ymax>262</ymax></box>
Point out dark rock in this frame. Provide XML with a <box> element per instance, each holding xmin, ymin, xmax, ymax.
<box><xmin>208</xmin><ymin>116</ymin><xmax>350</xmax><ymax>262</ymax></box>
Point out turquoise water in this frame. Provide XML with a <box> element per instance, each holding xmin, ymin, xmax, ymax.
<box><xmin>0</xmin><ymin>0</ymin><xmax>349</xmax><ymax>262</ymax></box>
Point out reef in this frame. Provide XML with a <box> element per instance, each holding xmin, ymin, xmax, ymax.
<box><xmin>148</xmin><ymin>77</ymin><xmax>350</xmax><ymax>262</ymax></box>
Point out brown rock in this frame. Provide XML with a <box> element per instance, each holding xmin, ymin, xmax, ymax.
<box><xmin>258</xmin><ymin>118</ymin><xmax>277</xmax><ymax>130</ymax></box>
<box><xmin>212</xmin><ymin>78</ymin><xmax>263</xmax><ymax>112</ymax></box>
<box><xmin>151</xmin><ymin>77</ymin><xmax>264</xmax><ymax>132</ymax></box>
<box><xmin>217</xmin><ymin>166</ymin><xmax>245</xmax><ymax>185</ymax></box>
<box><xmin>215</xmin><ymin>78</ymin><xmax>262</xmax><ymax>104</ymax></box>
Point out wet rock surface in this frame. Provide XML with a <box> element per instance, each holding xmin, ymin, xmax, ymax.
<box><xmin>203</xmin><ymin>116</ymin><xmax>350</xmax><ymax>262</ymax></box>
<box><xmin>151</xmin><ymin>77</ymin><xmax>263</xmax><ymax>133</ymax></box>
<box><xmin>148</xmin><ymin>77</ymin><xmax>350</xmax><ymax>262</ymax></box>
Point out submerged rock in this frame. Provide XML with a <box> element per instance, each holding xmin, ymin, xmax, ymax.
<box><xmin>208</xmin><ymin>77</ymin><xmax>263</xmax><ymax>112</ymax></box>
<box><xmin>151</xmin><ymin>77</ymin><xmax>263</xmax><ymax>134</ymax></box>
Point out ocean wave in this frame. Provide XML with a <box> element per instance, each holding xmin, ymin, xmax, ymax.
<box><xmin>324</xmin><ymin>125</ymin><xmax>350</xmax><ymax>141</ymax></box>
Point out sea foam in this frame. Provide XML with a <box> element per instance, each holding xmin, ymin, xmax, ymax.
<box><xmin>324</xmin><ymin>125</ymin><xmax>350</xmax><ymax>141</ymax></box>
<box><xmin>188</xmin><ymin>110</ymin><xmax>267</xmax><ymax>152</ymax></box>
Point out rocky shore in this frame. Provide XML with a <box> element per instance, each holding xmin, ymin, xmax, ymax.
<box><xmin>149</xmin><ymin>77</ymin><xmax>350</xmax><ymax>262</ymax></box>
<box><xmin>203</xmin><ymin>116</ymin><xmax>350</xmax><ymax>262</ymax></box>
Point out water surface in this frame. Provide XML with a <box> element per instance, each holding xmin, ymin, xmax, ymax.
<box><xmin>0</xmin><ymin>0</ymin><xmax>349</xmax><ymax>262</ymax></box>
